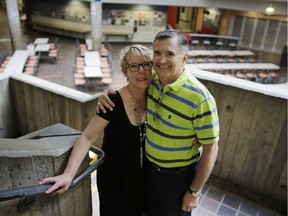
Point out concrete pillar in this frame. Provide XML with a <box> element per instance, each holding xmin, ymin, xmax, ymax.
<box><xmin>90</xmin><ymin>0</ymin><xmax>102</xmax><ymax>52</ymax></box>
<box><xmin>5</xmin><ymin>0</ymin><xmax>23</xmax><ymax>51</ymax></box>
<box><xmin>0</xmin><ymin>124</ymin><xmax>92</xmax><ymax>216</ymax></box>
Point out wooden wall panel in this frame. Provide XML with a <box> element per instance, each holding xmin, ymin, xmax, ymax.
<box><xmin>10</xmin><ymin>79</ymin><xmax>98</xmax><ymax>134</ymax></box>
<box><xmin>200</xmin><ymin>79</ymin><xmax>287</xmax><ymax>206</ymax></box>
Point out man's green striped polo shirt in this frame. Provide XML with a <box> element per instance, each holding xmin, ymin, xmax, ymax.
<box><xmin>145</xmin><ymin>69</ymin><xmax>220</xmax><ymax>168</ymax></box>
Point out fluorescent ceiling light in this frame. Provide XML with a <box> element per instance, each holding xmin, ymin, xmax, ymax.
<box><xmin>265</xmin><ymin>2</ymin><xmax>275</xmax><ymax>15</ymax></box>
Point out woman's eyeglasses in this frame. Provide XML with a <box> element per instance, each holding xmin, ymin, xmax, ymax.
<box><xmin>126</xmin><ymin>62</ymin><xmax>153</xmax><ymax>72</ymax></box>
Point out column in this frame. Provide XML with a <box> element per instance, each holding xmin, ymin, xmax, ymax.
<box><xmin>90</xmin><ymin>0</ymin><xmax>102</xmax><ymax>52</ymax></box>
<box><xmin>5</xmin><ymin>0</ymin><xmax>22</xmax><ymax>51</ymax></box>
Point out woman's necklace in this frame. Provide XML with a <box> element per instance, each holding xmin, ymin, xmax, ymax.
<box><xmin>127</xmin><ymin>86</ymin><xmax>146</xmax><ymax>168</ymax></box>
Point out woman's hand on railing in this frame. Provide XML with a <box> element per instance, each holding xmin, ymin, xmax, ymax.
<box><xmin>0</xmin><ymin>146</ymin><xmax>104</xmax><ymax>202</ymax></box>
<box><xmin>40</xmin><ymin>173</ymin><xmax>73</xmax><ymax>195</ymax></box>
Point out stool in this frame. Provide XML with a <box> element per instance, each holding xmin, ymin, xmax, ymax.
<box><xmin>229</xmin><ymin>43</ymin><xmax>237</xmax><ymax>50</ymax></box>
<box><xmin>191</xmin><ymin>40</ymin><xmax>199</xmax><ymax>49</ymax></box>
<box><xmin>76</xmin><ymin>68</ymin><xmax>84</xmax><ymax>74</ymax></box>
<box><xmin>74</xmin><ymin>73</ymin><xmax>85</xmax><ymax>79</ymax></box>
<box><xmin>215</xmin><ymin>41</ymin><xmax>224</xmax><ymax>49</ymax></box>
<box><xmin>101</xmin><ymin>62</ymin><xmax>110</xmax><ymax>68</ymax></box>
<box><xmin>101</xmin><ymin>67</ymin><xmax>111</xmax><ymax>73</ymax></box>
<box><xmin>75</xmin><ymin>78</ymin><xmax>86</xmax><ymax>86</ymax></box>
<box><xmin>101</xmin><ymin>77</ymin><xmax>113</xmax><ymax>84</ymax></box>
<box><xmin>102</xmin><ymin>72</ymin><xmax>111</xmax><ymax>78</ymax></box>
<box><xmin>203</xmin><ymin>40</ymin><xmax>211</xmax><ymax>49</ymax></box>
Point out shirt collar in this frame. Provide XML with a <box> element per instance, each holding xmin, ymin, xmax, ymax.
<box><xmin>154</xmin><ymin>68</ymin><xmax>189</xmax><ymax>93</ymax></box>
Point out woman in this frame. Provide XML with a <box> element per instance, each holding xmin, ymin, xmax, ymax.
<box><xmin>40</xmin><ymin>44</ymin><xmax>153</xmax><ymax>216</ymax></box>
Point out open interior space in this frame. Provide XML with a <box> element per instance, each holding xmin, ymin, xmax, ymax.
<box><xmin>0</xmin><ymin>1</ymin><xmax>287</xmax><ymax>216</ymax></box>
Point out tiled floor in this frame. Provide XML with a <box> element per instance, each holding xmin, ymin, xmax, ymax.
<box><xmin>90</xmin><ymin>170</ymin><xmax>285</xmax><ymax>216</ymax></box>
<box><xmin>0</xmin><ymin>8</ymin><xmax>286</xmax><ymax>216</ymax></box>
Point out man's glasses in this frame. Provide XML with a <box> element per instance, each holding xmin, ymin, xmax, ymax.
<box><xmin>126</xmin><ymin>62</ymin><xmax>153</xmax><ymax>72</ymax></box>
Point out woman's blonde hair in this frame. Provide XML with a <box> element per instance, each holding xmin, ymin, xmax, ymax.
<box><xmin>119</xmin><ymin>44</ymin><xmax>152</xmax><ymax>74</ymax></box>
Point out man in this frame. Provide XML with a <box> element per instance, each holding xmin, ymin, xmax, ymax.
<box><xmin>97</xmin><ymin>30</ymin><xmax>219</xmax><ymax>215</ymax></box>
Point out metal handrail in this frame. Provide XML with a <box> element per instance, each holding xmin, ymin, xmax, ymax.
<box><xmin>0</xmin><ymin>145</ymin><xmax>105</xmax><ymax>202</ymax></box>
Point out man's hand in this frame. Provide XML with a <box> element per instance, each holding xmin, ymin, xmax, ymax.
<box><xmin>182</xmin><ymin>191</ymin><xmax>199</xmax><ymax>212</ymax></box>
<box><xmin>96</xmin><ymin>88</ymin><xmax>116</xmax><ymax>114</ymax></box>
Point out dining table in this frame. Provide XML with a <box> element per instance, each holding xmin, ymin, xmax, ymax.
<box><xmin>35</xmin><ymin>44</ymin><xmax>50</xmax><ymax>52</ymax></box>
<box><xmin>34</xmin><ymin>38</ymin><xmax>49</xmax><ymax>44</ymax></box>
<box><xmin>187</xmin><ymin>63</ymin><xmax>280</xmax><ymax>70</ymax></box>
<box><xmin>188</xmin><ymin>50</ymin><xmax>215</xmax><ymax>57</ymax></box>
<box><xmin>4</xmin><ymin>50</ymin><xmax>30</xmax><ymax>73</ymax></box>
<box><xmin>212</xmin><ymin>50</ymin><xmax>235</xmax><ymax>56</ymax></box>
<box><xmin>84</xmin><ymin>66</ymin><xmax>103</xmax><ymax>78</ymax></box>
<box><xmin>84</xmin><ymin>51</ymin><xmax>101</xmax><ymax>67</ymax></box>
<box><xmin>232</xmin><ymin>50</ymin><xmax>255</xmax><ymax>56</ymax></box>
<box><xmin>189</xmin><ymin>50</ymin><xmax>255</xmax><ymax>57</ymax></box>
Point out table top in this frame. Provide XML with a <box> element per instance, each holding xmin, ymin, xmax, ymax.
<box><xmin>85</xmin><ymin>51</ymin><xmax>101</xmax><ymax>67</ymax></box>
<box><xmin>84</xmin><ymin>66</ymin><xmax>103</xmax><ymax>78</ymax></box>
<box><xmin>190</xmin><ymin>33</ymin><xmax>239</xmax><ymax>41</ymax></box>
<box><xmin>187</xmin><ymin>63</ymin><xmax>280</xmax><ymax>70</ymax></box>
<box><xmin>35</xmin><ymin>44</ymin><xmax>50</xmax><ymax>52</ymax></box>
<box><xmin>4</xmin><ymin>50</ymin><xmax>30</xmax><ymax>73</ymax></box>
<box><xmin>213</xmin><ymin>50</ymin><xmax>235</xmax><ymax>56</ymax></box>
<box><xmin>188</xmin><ymin>50</ymin><xmax>215</xmax><ymax>56</ymax></box>
<box><xmin>188</xmin><ymin>50</ymin><xmax>255</xmax><ymax>57</ymax></box>
<box><xmin>232</xmin><ymin>50</ymin><xmax>255</xmax><ymax>56</ymax></box>
<box><xmin>34</xmin><ymin>38</ymin><xmax>49</xmax><ymax>44</ymax></box>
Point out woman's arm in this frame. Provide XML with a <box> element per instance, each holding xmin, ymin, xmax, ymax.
<box><xmin>40</xmin><ymin>115</ymin><xmax>109</xmax><ymax>195</ymax></box>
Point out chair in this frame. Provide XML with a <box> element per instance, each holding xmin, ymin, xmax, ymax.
<box><xmin>76</xmin><ymin>62</ymin><xmax>84</xmax><ymax>70</ymax></box>
<box><xmin>102</xmin><ymin>72</ymin><xmax>111</xmax><ymax>78</ymax></box>
<box><xmin>191</xmin><ymin>40</ymin><xmax>199</xmax><ymax>49</ymax></box>
<box><xmin>76</xmin><ymin>57</ymin><xmax>84</xmax><ymax>61</ymax></box>
<box><xmin>76</xmin><ymin>68</ymin><xmax>85</xmax><ymax>74</ymax></box>
<box><xmin>23</xmin><ymin>66</ymin><xmax>36</xmax><ymax>75</ymax></box>
<box><xmin>49</xmin><ymin>37</ymin><xmax>58</xmax><ymax>50</ymax></box>
<box><xmin>101</xmin><ymin>50</ymin><xmax>109</xmax><ymax>57</ymax></box>
<box><xmin>101</xmin><ymin>61</ymin><xmax>110</xmax><ymax>69</ymax></box>
<box><xmin>215</xmin><ymin>41</ymin><xmax>224</xmax><ymax>49</ymax></box>
<box><xmin>235</xmin><ymin>70</ymin><xmax>246</xmax><ymax>79</ymax></box>
<box><xmin>101</xmin><ymin>67</ymin><xmax>111</xmax><ymax>73</ymax></box>
<box><xmin>74</xmin><ymin>73</ymin><xmax>85</xmax><ymax>79</ymax></box>
<box><xmin>49</xmin><ymin>49</ymin><xmax>58</xmax><ymax>54</ymax></box>
<box><xmin>74</xmin><ymin>78</ymin><xmax>86</xmax><ymax>87</ymax></box>
<box><xmin>29</xmin><ymin>55</ymin><xmax>38</xmax><ymax>60</ymax></box>
<box><xmin>228</xmin><ymin>43</ymin><xmax>237</xmax><ymax>50</ymax></box>
<box><xmin>80</xmin><ymin>45</ymin><xmax>88</xmax><ymax>56</ymax></box>
<box><xmin>48</xmin><ymin>51</ymin><xmax>58</xmax><ymax>63</ymax></box>
<box><xmin>101</xmin><ymin>77</ymin><xmax>113</xmax><ymax>85</ymax></box>
<box><xmin>203</xmin><ymin>40</ymin><xmax>211</xmax><ymax>50</ymax></box>
<box><xmin>49</xmin><ymin>43</ymin><xmax>56</xmax><ymax>49</ymax></box>
<box><xmin>25</xmin><ymin>61</ymin><xmax>37</xmax><ymax>67</ymax></box>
